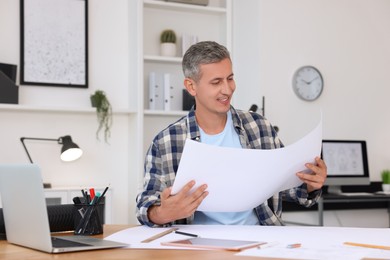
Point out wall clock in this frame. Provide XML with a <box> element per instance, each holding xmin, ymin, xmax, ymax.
<box><xmin>292</xmin><ymin>66</ymin><xmax>324</xmax><ymax>101</ymax></box>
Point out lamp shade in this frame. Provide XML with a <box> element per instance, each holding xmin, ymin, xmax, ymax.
<box><xmin>59</xmin><ymin>135</ymin><xmax>83</xmax><ymax>162</ymax></box>
<box><xmin>20</xmin><ymin>135</ymin><xmax>83</xmax><ymax>163</ymax></box>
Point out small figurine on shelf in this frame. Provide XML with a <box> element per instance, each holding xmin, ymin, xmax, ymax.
<box><xmin>90</xmin><ymin>90</ymin><xmax>112</xmax><ymax>143</ymax></box>
<box><xmin>160</xmin><ymin>29</ymin><xmax>177</xmax><ymax>57</ymax></box>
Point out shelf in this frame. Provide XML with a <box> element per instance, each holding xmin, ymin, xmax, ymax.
<box><xmin>143</xmin><ymin>0</ymin><xmax>226</xmax><ymax>14</ymax></box>
<box><xmin>144</xmin><ymin>55</ymin><xmax>182</xmax><ymax>64</ymax></box>
<box><xmin>144</xmin><ymin>109</ymin><xmax>188</xmax><ymax>116</ymax></box>
<box><xmin>0</xmin><ymin>103</ymin><xmax>135</xmax><ymax>115</ymax></box>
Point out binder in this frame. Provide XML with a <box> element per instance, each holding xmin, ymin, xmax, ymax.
<box><xmin>163</xmin><ymin>73</ymin><xmax>172</xmax><ymax>111</ymax></box>
<box><xmin>148</xmin><ymin>72</ymin><xmax>156</xmax><ymax>110</ymax></box>
<box><xmin>149</xmin><ymin>72</ymin><xmax>164</xmax><ymax>110</ymax></box>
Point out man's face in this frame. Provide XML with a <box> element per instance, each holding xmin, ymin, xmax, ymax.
<box><xmin>189</xmin><ymin>58</ymin><xmax>236</xmax><ymax>116</ymax></box>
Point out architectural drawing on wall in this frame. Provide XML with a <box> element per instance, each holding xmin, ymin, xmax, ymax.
<box><xmin>20</xmin><ymin>0</ymin><xmax>88</xmax><ymax>88</ymax></box>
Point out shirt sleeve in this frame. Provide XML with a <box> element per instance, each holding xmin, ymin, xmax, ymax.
<box><xmin>136</xmin><ymin>142</ymin><xmax>173</xmax><ymax>227</ymax></box>
<box><xmin>282</xmin><ymin>183</ymin><xmax>322</xmax><ymax>207</ymax></box>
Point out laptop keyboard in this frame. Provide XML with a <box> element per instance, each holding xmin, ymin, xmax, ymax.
<box><xmin>51</xmin><ymin>237</ymin><xmax>92</xmax><ymax>248</ymax></box>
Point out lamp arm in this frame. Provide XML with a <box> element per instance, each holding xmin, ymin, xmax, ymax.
<box><xmin>20</xmin><ymin>137</ymin><xmax>60</xmax><ymax>163</ymax></box>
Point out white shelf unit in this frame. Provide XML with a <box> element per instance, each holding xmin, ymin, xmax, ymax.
<box><xmin>141</xmin><ymin>0</ymin><xmax>231</xmax><ymax>109</ymax></box>
<box><xmin>139</xmin><ymin>0</ymin><xmax>232</xmax><ymax>171</ymax></box>
<box><xmin>0</xmin><ymin>1</ymin><xmax>231</xmax><ymax>225</ymax></box>
<box><xmin>0</xmin><ymin>103</ymin><xmax>135</xmax><ymax>115</ymax></box>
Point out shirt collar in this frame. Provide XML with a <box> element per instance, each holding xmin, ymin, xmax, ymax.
<box><xmin>186</xmin><ymin>105</ymin><xmax>244</xmax><ymax>141</ymax></box>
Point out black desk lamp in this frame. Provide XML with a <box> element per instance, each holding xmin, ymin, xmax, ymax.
<box><xmin>20</xmin><ymin>135</ymin><xmax>83</xmax><ymax>188</ymax></box>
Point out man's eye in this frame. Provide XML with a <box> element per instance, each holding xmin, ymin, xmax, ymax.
<box><xmin>211</xmin><ymin>80</ymin><xmax>220</xmax><ymax>85</ymax></box>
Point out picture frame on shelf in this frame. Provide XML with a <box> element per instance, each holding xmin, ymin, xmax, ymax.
<box><xmin>20</xmin><ymin>0</ymin><xmax>88</xmax><ymax>88</ymax></box>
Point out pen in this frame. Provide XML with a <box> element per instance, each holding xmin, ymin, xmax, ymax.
<box><xmin>81</xmin><ymin>189</ymin><xmax>88</xmax><ymax>203</ymax></box>
<box><xmin>89</xmin><ymin>188</ymin><xmax>96</xmax><ymax>200</ymax></box>
<box><xmin>90</xmin><ymin>193</ymin><xmax>100</xmax><ymax>205</ymax></box>
<box><xmin>141</xmin><ymin>228</ymin><xmax>179</xmax><ymax>243</ymax></box>
<box><xmin>175</xmin><ymin>230</ymin><xmax>198</xmax><ymax>237</ymax></box>
<box><xmin>83</xmin><ymin>188</ymin><xmax>90</xmax><ymax>203</ymax></box>
<box><xmin>287</xmin><ymin>243</ymin><xmax>301</xmax><ymax>248</ymax></box>
<box><xmin>344</xmin><ymin>242</ymin><xmax>390</xmax><ymax>250</ymax></box>
<box><xmin>100</xmin><ymin>185</ymin><xmax>109</xmax><ymax>198</ymax></box>
<box><xmin>95</xmin><ymin>185</ymin><xmax>109</xmax><ymax>205</ymax></box>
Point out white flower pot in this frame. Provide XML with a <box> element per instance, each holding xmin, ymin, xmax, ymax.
<box><xmin>382</xmin><ymin>184</ymin><xmax>390</xmax><ymax>192</ymax></box>
<box><xmin>160</xmin><ymin>43</ymin><xmax>176</xmax><ymax>57</ymax></box>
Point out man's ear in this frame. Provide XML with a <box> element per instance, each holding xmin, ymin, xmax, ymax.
<box><xmin>184</xmin><ymin>78</ymin><xmax>196</xmax><ymax>96</ymax></box>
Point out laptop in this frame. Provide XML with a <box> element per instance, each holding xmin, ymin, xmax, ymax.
<box><xmin>0</xmin><ymin>164</ymin><xmax>128</xmax><ymax>253</ymax></box>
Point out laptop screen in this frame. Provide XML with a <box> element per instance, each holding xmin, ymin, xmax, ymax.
<box><xmin>0</xmin><ymin>164</ymin><xmax>53</xmax><ymax>252</ymax></box>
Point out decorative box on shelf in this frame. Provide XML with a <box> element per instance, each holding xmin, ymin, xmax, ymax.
<box><xmin>0</xmin><ymin>63</ymin><xmax>18</xmax><ymax>104</ymax></box>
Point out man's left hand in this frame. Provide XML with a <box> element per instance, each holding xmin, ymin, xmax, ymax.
<box><xmin>296</xmin><ymin>156</ymin><xmax>327</xmax><ymax>193</ymax></box>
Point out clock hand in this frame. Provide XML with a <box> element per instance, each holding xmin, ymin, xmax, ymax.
<box><xmin>308</xmin><ymin>76</ymin><xmax>319</xmax><ymax>84</ymax></box>
<box><xmin>300</xmin><ymin>79</ymin><xmax>310</xmax><ymax>84</ymax></box>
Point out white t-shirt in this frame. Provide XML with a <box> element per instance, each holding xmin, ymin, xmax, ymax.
<box><xmin>193</xmin><ymin>111</ymin><xmax>259</xmax><ymax>225</ymax></box>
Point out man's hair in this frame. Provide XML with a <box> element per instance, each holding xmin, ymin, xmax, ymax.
<box><xmin>182</xmin><ymin>41</ymin><xmax>231</xmax><ymax>82</ymax></box>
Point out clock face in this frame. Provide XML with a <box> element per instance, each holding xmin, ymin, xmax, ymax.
<box><xmin>292</xmin><ymin>66</ymin><xmax>323</xmax><ymax>101</ymax></box>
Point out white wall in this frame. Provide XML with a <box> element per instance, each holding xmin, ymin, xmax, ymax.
<box><xmin>1</xmin><ymin>0</ymin><xmax>390</xmax><ymax>226</ymax></box>
<box><xmin>0</xmin><ymin>0</ymin><xmax>138</xmax><ymax>224</ymax></box>
<box><xmin>1</xmin><ymin>0</ymin><xmax>131</xmax><ymax>109</ymax></box>
<box><xmin>233</xmin><ymin>0</ymin><xmax>390</xmax><ymax>181</ymax></box>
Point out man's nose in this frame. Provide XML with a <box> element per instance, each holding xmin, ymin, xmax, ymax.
<box><xmin>220</xmin><ymin>80</ymin><xmax>233</xmax><ymax>94</ymax></box>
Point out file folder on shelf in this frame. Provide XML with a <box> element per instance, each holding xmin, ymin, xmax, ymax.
<box><xmin>149</xmin><ymin>72</ymin><xmax>164</xmax><ymax>110</ymax></box>
<box><xmin>164</xmin><ymin>73</ymin><xmax>172</xmax><ymax>111</ymax></box>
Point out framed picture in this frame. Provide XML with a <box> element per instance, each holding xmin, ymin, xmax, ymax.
<box><xmin>20</xmin><ymin>0</ymin><xmax>88</xmax><ymax>88</ymax></box>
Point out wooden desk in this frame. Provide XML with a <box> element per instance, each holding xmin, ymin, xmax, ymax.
<box><xmin>0</xmin><ymin>225</ymin><xmax>386</xmax><ymax>260</ymax></box>
<box><xmin>0</xmin><ymin>225</ymin><xmax>257</xmax><ymax>260</ymax></box>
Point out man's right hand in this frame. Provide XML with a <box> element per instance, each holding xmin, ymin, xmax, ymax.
<box><xmin>148</xmin><ymin>180</ymin><xmax>208</xmax><ymax>225</ymax></box>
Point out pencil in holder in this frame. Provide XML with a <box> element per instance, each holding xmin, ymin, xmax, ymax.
<box><xmin>73</xmin><ymin>202</ymin><xmax>105</xmax><ymax>235</ymax></box>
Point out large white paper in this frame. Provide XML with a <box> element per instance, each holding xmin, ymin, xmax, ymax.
<box><xmin>104</xmin><ymin>225</ymin><xmax>390</xmax><ymax>259</ymax></box>
<box><xmin>171</xmin><ymin>120</ymin><xmax>322</xmax><ymax>212</ymax></box>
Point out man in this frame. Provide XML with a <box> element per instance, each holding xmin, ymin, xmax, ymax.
<box><xmin>136</xmin><ymin>41</ymin><xmax>327</xmax><ymax>227</ymax></box>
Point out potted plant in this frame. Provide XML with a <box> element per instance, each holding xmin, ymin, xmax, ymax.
<box><xmin>381</xmin><ymin>169</ymin><xmax>390</xmax><ymax>192</ymax></box>
<box><xmin>160</xmin><ymin>29</ymin><xmax>177</xmax><ymax>57</ymax></box>
<box><xmin>90</xmin><ymin>90</ymin><xmax>112</xmax><ymax>143</ymax></box>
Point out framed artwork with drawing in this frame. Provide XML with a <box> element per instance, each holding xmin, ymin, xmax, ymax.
<box><xmin>20</xmin><ymin>0</ymin><xmax>88</xmax><ymax>88</ymax></box>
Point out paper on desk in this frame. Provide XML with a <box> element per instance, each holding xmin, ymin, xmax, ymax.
<box><xmin>171</xmin><ymin>120</ymin><xmax>322</xmax><ymax>212</ymax></box>
<box><xmin>104</xmin><ymin>226</ymin><xmax>188</xmax><ymax>249</ymax></box>
<box><xmin>237</xmin><ymin>244</ymin><xmax>373</xmax><ymax>260</ymax></box>
<box><xmin>104</xmin><ymin>225</ymin><xmax>390</xmax><ymax>260</ymax></box>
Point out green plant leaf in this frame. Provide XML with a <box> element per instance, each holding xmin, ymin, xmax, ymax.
<box><xmin>91</xmin><ymin>90</ymin><xmax>112</xmax><ymax>143</ymax></box>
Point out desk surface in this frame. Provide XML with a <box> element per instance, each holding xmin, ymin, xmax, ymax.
<box><xmin>0</xmin><ymin>225</ymin><xmax>387</xmax><ymax>260</ymax></box>
<box><xmin>0</xmin><ymin>225</ymin><xmax>267</xmax><ymax>260</ymax></box>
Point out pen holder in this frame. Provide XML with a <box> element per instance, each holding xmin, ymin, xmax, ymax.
<box><xmin>73</xmin><ymin>202</ymin><xmax>105</xmax><ymax>235</ymax></box>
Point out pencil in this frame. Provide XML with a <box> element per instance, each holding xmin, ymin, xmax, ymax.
<box><xmin>344</xmin><ymin>242</ymin><xmax>390</xmax><ymax>250</ymax></box>
<box><xmin>174</xmin><ymin>230</ymin><xmax>198</xmax><ymax>237</ymax></box>
<box><xmin>141</xmin><ymin>228</ymin><xmax>179</xmax><ymax>243</ymax></box>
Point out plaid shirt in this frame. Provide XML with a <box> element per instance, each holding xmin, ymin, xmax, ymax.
<box><xmin>136</xmin><ymin>106</ymin><xmax>321</xmax><ymax>227</ymax></box>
